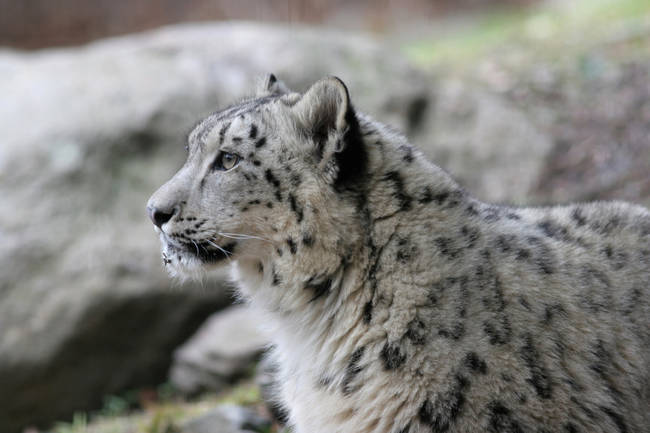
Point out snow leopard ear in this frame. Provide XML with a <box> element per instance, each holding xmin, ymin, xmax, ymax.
<box><xmin>255</xmin><ymin>73</ymin><xmax>290</xmax><ymax>97</ymax></box>
<box><xmin>293</xmin><ymin>77</ymin><xmax>366</xmax><ymax>188</ymax></box>
<box><xmin>292</xmin><ymin>76</ymin><xmax>352</xmax><ymax>157</ymax></box>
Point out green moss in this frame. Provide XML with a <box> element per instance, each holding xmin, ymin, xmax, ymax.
<box><xmin>215</xmin><ymin>382</ymin><xmax>262</xmax><ymax>406</ymax></box>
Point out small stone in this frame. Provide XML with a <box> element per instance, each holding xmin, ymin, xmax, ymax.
<box><xmin>181</xmin><ymin>405</ymin><xmax>271</xmax><ymax>433</ymax></box>
<box><xmin>170</xmin><ymin>306</ymin><xmax>268</xmax><ymax>396</ymax></box>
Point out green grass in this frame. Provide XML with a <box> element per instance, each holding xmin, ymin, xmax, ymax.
<box><xmin>53</xmin><ymin>413</ymin><xmax>88</xmax><ymax>433</ymax></box>
<box><xmin>52</xmin><ymin>400</ymin><xmax>214</xmax><ymax>433</ymax></box>
<box><xmin>215</xmin><ymin>382</ymin><xmax>262</xmax><ymax>406</ymax></box>
<box><xmin>403</xmin><ymin>0</ymin><xmax>650</xmax><ymax>67</ymax></box>
<box><xmin>50</xmin><ymin>381</ymin><xmax>268</xmax><ymax>433</ymax></box>
<box><xmin>405</xmin><ymin>10</ymin><xmax>525</xmax><ymax>65</ymax></box>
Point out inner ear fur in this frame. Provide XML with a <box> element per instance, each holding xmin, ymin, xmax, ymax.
<box><xmin>293</xmin><ymin>76</ymin><xmax>352</xmax><ymax>157</ymax></box>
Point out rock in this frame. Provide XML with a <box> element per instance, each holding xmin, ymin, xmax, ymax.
<box><xmin>0</xmin><ymin>23</ymin><xmax>433</xmax><ymax>433</ymax></box>
<box><xmin>415</xmin><ymin>78</ymin><xmax>554</xmax><ymax>204</ymax></box>
<box><xmin>181</xmin><ymin>405</ymin><xmax>271</xmax><ymax>433</ymax></box>
<box><xmin>170</xmin><ymin>306</ymin><xmax>268</xmax><ymax>396</ymax></box>
<box><xmin>513</xmin><ymin>59</ymin><xmax>650</xmax><ymax>207</ymax></box>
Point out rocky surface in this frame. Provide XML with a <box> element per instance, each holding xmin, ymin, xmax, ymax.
<box><xmin>508</xmin><ymin>59</ymin><xmax>650</xmax><ymax>206</ymax></box>
<box><xmin>170</xmin><ymin>306</ymin><xmax>268</xmax><ymax>397</ymax></box>
<box><xmin>415</xmin><ymin>79</ymin><xmax>554</xmax><ymax>204</ymax></box>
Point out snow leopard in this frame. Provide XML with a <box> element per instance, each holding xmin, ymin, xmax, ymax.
<box><xmin>147</xmin><ymin>74</ymin><xmax>650</xmax><ymax>433</ymax></box>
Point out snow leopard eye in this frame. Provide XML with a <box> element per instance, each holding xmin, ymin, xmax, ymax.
<box><xmin>213</xmin><ymin>152</ymin><xmax>240</xmax><ymax>171</ymax></box>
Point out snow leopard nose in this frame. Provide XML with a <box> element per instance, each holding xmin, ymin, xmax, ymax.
<box><xmin>147</xmin><ymin>205</ymin><xmax>176</xmax><ymax>228</ymax></box>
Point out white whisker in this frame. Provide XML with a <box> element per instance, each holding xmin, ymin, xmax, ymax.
<box><xmin>218</xmin><ymin>231</ymin><xmax>271</xmax><ymax>242</ymax></box>
<box><xmin>191</xmin><ymin>240</ymin><xmax>200</xmax><ymax>256</ymax></box>
<box><xmin>206</xmin><ymin>238</ymin><xmax>233</xmax><ymax>262</ymax></box>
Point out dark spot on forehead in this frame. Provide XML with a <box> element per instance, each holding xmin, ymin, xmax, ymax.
<box><xmin>218</xmin><ymin>122</ymin><xmax>232</xmax><ymax>144</ymax></box>
<box><xmin>213</xmin><ymin>95</ymin><xmax>280</xmax><ymax>123</ymax></box>
<box><xmin>249</xmin><ymin>124</ymin><xmax>258</xmax><ymax>139</ymax></box>
<box><xmin>255</xmin><ymin>137</ymin><xmax>267</xmax><ymax>148</ymax></box>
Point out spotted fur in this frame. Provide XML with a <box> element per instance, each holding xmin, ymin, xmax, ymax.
<box><xmin>147</xmin><ymin>75</ymin><xmax>650</xmax><ymax>433</ymax></box>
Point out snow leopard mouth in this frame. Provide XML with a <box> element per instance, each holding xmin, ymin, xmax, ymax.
<box><xmin>192</xmin><ymin>240</ymin><xmax>237</xmax><ymax>263</ymax></box>
<box><xmin>160</xmin><ymin>236</ymin><xmax>236</xmax><ymax>267</ymax></box>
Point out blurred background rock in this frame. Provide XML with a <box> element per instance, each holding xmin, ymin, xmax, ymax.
<box><xmin>0</xmin><ymin>1</ymin><xmax>648</xmax><ymax>432</ymax></box>
<box><xmin>0</xmin><ymin>0</ymin><xmax>538</xmax><ymax>49</ymax></box>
